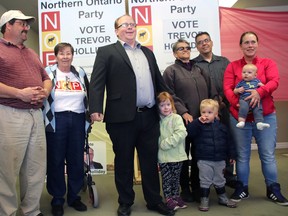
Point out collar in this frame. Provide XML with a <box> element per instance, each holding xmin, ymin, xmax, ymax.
<box><xmin>240</xmin><ymin>56</ymin><xmax>259</xmax><ymax>65</ymax></box>
<box><xmin>0</xmin><ymin>38</ymin><xmax>26</xmax><ymax>49</ymax></box>
<box><xmin>175</xmin><ymin>59</ymin><xmax>195</xmax><ymax>70</ymax></box>
<box><xmin>160</xmin><ymin>112</ymin><xmax>173</xmax><ymax>119</ymax></box>
<box><xmin>195</xmin><ymin>53</ymin><xmax>221</xmax><ymax>63</ymax></box>
<box><xmin>48</xmin><ymin>64</ymin><xmax>79</xmax><ymax>78</ymax></box>
<box><xmin>119</xmin><ymin>39</ymin><xmax>141</xmax><ymax>49</ymax></box>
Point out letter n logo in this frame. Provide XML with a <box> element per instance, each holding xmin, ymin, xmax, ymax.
<box><xmin>132</xmin><ymin>6</ymin><xmax>153</xmax><ymax>50</ymax></box>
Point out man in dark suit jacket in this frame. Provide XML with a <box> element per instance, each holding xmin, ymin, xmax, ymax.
<box><xmin>89</xmin><ymin>15</ymin><xmax>175</xmax><ymax>216</ymax></box>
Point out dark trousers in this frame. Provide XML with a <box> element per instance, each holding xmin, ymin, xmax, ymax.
<box><xmin>219</xmin><ymin>105</ymin><xmax>237</xmax><ymax>182</ymax></box>
<box><xmin>46</xmin><ymin>112</ymin><xmax>85</xmax><ymax>206</ymax></box>
<box><xmin>180</xmin><ymin>136</ymin><xmax>200</xmax><ymax>192</ymax></box>
<box><xmin>106</xmin><ymin>107</ymin><xmax>162</xmax><ymax>206</ymax></box>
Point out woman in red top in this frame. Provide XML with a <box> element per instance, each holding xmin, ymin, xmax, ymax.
<box><xmin>223</xmin><ymin>31</ymin><xmax>288</xmax><ymax>205</ymax></box>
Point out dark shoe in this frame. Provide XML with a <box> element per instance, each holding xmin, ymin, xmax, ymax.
<box><xmin>147</xmin><ymin>202</ymin><xmax>175</xmax><ymax>215</ymax></box>
<box><xmin>180</xmin><ymin>189</ymin><xmax>194</xmax><ymax>202</ymax></box>
<box><xmin>192</xmin><ymin>189</ymin><xmax>201</xmax><ymax>203</ymax></box>
<box><xmin>230</xmin><ymin>182</ymin><xmax>249</xmax><ymax>202</ymax></box>
<box><xmin>117</xmin><ymin>204</ymin><xmax>131</xmax><ymax>216</ymax></box>
<box><xmin>173</xmin><ymin>196</ymin><xmax>187</xmax><ymax>209</ymax></box>
<box><xmin>52</xmin><ymin>205</ymin><xmax>64</xmax><ymax>216</ymax></box>
<box><xmin>267</xmin><ymin>183</ymin><xmax>288</xmax><ymax>206</ymax></box>
<box><xmin>70</xmin><ymin>199</ymin><xmax>87</xmax><ymax>211</ymax></box>
<box><xmin>37</xmin><ymin>213</ymin><xmax>44</xmax><ymax>216</ymax></box>
<box><xmin>166</xmin><ymin>198</ymin><xmax>179</xmax><ymax>211</ymax></box>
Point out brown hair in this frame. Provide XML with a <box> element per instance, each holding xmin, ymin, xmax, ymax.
<box><xmin>157</xmin><ymin>92</ymin><xmax>176</xmax><ymax>113</ymax></box>
<box><xmin>239</xmin><ymin>31</ymin><xmax>259</xmax><ymax>45</ymax></box>
<box><xmin>114</xmin><ymin>14</ymin><xmax>136</xmax><ymax>29</ymax></box>
<box><xmin>54</xmin><ymin>42</ymin><xmax>74</xmax><ymax>56</ymax></box>
<box><xmin>1</xmin><ymin>19</ymin><xmax>17</xmax><ymax>34</ymax></box>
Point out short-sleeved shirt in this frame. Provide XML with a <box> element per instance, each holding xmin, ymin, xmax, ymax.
<box><xmin>0</xmin><ymin>38</ymin><xmax>50</xmax><ymax>109</ymax></box>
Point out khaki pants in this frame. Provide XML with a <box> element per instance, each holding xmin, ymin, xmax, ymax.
<box><xmin>0</xmin><ymin>105</ymin><xmax>46</xmax><ymax>216</ymax></box>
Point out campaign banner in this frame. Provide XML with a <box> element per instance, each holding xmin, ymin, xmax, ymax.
<box><xmin>38</xmin><ymin>0</ymin><xmax>126</xmax><ymax>78</ymax></box>
<box><xmin>129</xmin><ymin>0</ymin><xmax>220</xmax><ymax>72</ymax></box>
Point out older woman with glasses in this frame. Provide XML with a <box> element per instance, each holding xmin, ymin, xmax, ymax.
<box><xmin>43</xmin><ymin>42</ymin><xmax>91</xmax><ymax>216</ymax></box>
<box><xmin>223</xmin><ymin>31</ymin><xmax>288</xmax><ymax>205</ymax></box>
<box><xmin>162</xmin><ymin>38</ymin><xmax>218</xmax><ymax>205</ymax></box>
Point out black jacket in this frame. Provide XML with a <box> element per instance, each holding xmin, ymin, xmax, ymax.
<box><xmin>187</xmin><ymin>119</ymin><xmax>236</xmax><ymax>161</ymax></box>
<box><xmin>89</xmin><ymin>41</ymin><xmax>183</xmax><ymax>123</ymax></box>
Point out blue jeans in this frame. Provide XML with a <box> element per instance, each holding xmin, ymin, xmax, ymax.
<box><xmin>46</xmin><ymin>111</ymin><xmax>85</xmax><ymax>206</ymax></box>
<box><xmin>230</xmin><ymin>113</ymin><xmax>278</xmax><ymax>187</ymax></box>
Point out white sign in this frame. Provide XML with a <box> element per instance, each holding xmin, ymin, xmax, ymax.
<box><xmin>38</xmin><ymin>0</ymin><xmax>126</xmax><ymax>76</ymax></box>
<box><xmin>85</xmin><ymin>141</ymin><xmax>107</xmax><ymax>175</ymax></box>
<box><xmin>129</xmin><ymin>0</ymin><xmax>220</xmax><ymax>72</ymax></box>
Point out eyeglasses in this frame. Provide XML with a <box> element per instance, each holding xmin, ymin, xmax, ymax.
<box><xmin>117</xmin><ymin>23</ymin><xmax>137</xmax><ymax>29</ymax></box>
<box><xmin>176</xmin><ymin>46</ymin><xmax>191</xmax><ymax>51</ymax></box>
<box><xmin>14</xmin><ymin>21</ymin><xmax>30</xmax><ymax>30</ymax></box>
<box><xmin>196</xmin><ymin>38</ymin><xmax>211</xmax><ymax>45</ymax></box>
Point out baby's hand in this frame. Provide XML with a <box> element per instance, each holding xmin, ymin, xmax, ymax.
<box><xmin>234</xmin><ymin>87</ymin><xmax>245</xmax><ymax>94</ymax></box>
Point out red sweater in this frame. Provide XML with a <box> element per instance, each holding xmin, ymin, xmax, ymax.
<box><xmin>223</xmin><ymin>56</ymin><xmax>278</xmax><ymax>121</ymax></box>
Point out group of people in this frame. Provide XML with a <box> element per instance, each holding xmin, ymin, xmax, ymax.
<box><xmin>0</xmin><ymin>10</ymin><xmax>91</xmax><ymax>216</ymax></box>
<box><xmin>0</xmin><ymin>9</ymin><xmax>287</xmax><ymax>216</ymax></box>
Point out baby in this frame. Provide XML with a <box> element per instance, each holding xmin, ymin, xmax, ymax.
<box><xmin>233</xmin><ymin>63</ymin><xmax>270</xmax><ymax>130</ymax></box>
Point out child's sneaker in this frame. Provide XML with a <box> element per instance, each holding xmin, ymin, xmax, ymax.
<box><xmin>174</xmin><ymin>196</ymin><xmax>187</xmax><ymax>209</ymax></box>
<box><xmin>230</xmin><ymin>182</ymin><xmax>249</xmax><ymax>202</ymax></box>
<box><xmin>218</xmin><ymin>193</ymin><xmax>237</xmax><ymax>208</ymax></box>
<box><xmin>166</xmin><ymin>198</ymin><xmax>179</xmax><ymax>211</ymax></box>
<box><xmin>266</xmin><ymin>183</ymin><xmax>288</xmax><ymax>206</ymax></box>
<box><xmin>199</xmin><ymin>197</ymin><xmax>209</xmax><ymax>211</ymax></box>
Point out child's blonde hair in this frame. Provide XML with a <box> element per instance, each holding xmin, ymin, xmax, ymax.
<box><xmin>157</xmin><ymin>92</ymin><xmax>176</xmax><ymax>113</ymax></box>
<box><xmin>242</xmin><ymin>63</ymin><xmax>257</xmax><ymax>73</ymax></box>
<box><xmin>200</xmin><ymin>99</ymin><xmax>219</xmax><ymax>113</ymax></box>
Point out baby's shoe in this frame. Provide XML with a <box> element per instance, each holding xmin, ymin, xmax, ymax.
<box><xmin>256</xmin><ymin>122</ymin><xmax>270</xmax><ymax>130</ymax></box>
<box><xmin>236</xmin><ymin>121</ymin><xmax>245</xmax><ymax>128</ymax></box>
